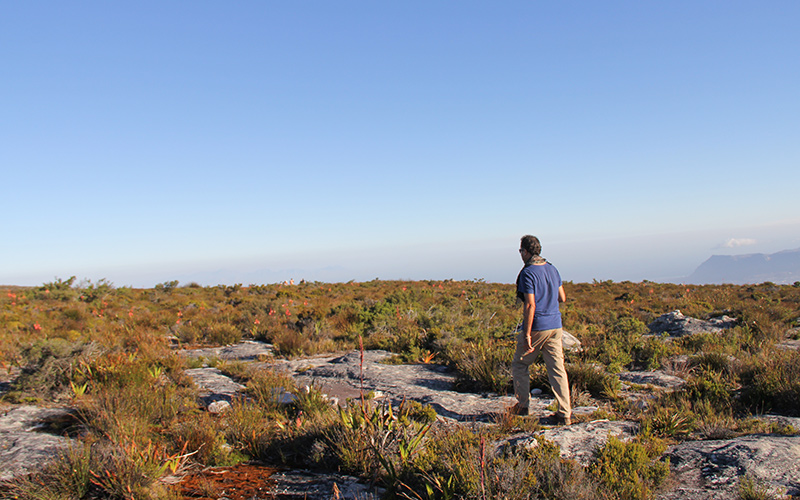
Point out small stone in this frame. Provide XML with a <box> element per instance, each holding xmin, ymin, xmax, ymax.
<box><xmin>531</xmin><ymin>388</ymin><xmax>543</xmax><ymax>396</ymax></box>
<box><xmin>207</xmin><ymin>400</ymin><xmax>231</xmax><ymax>414</ymax></box>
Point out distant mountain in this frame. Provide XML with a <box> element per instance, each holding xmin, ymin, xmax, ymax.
<box><xmin>686</xmin><ymin>248</ymin><xmax>800</xmax><ymax>285</ymax></box>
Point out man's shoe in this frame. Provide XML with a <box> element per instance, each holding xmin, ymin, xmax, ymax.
<box><xmin>509</xmin><ymin>403</ymin><xmax>530</xmax><ymax>416</ymax></box>
<box><xmin>540</xmin><ymin>414</ymin><xmax>571</xmax><ymax>426</ymax></box>
<box><xmin>556</xmin><ymin>415</ymin><xmax>571</xmax><ymax>426</ymax></box>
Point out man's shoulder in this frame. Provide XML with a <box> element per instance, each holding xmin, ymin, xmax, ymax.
<box><xmin>533</xmin><ymin>263</ymin><xmax>562</xmax><ymax>281</ymax></box>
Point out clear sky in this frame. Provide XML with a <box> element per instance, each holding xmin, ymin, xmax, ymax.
<box><xmin>2</xmin><ymin>2</ymin><xmax>799</xmax><ymax>287</ymax></box>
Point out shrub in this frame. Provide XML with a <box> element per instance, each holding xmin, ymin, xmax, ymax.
<box><xmin>223</xmin><ymin>398</ymin><xmax>275</xmax><ymax>461</ymax></box>
<box><xmin>167</xmin><ymin>411</ymin><xmax>243</xmax><ymax>466</ymax></box>
<box><xmin>423</xmin><ymin>424</ymin><xmax>482</xmax><ymax>496</ymax></box>
<box><xmin>205</xmin><ymin>322</ymin><xmax>241</xmax><ymax>345</ymax></box>
<box><xmin>589</xmin><ymin>436</ymin><xmax>669</xmax><ymax>500</ymax></box>
<box><xmin>738</xmin><ymin>474</ymin><xmax>782</xmax><ymax>500</ymax></box>
<box><xmin>494</xmin><ymin>436</ymin><xmax>597</xmax><ymax>500</ymax></box>
<box><xmin>4</xmin><ymin>440</ymin><xmax>178</xmax><ymax>500</ymax></box>
<box><xmin>739</xmin><ymin>349</ymin><xmax>800</xmax><ymax>416</ymax></box>
<box><xmin>642</xmin><ymin>406</ymin><xmax>695</xmax><ymax>438</ymax></box>
<box><xmin>244</xmin><ymin>366</ymin><xmax>297</xmax><ymax>412</ymax></box>
<box><xmin>565</xmin><ymin>362</ymin><xmax>621</xmax><ymax>400</ymax></box>
<box><xmin>445</xmin><ymin>337</ymin><xmax>513</xmax><ymax>393</ymax></box>
<box><xmin>11</xmin><ymin>339</ymin><xmax>102</xmax><ymax>402</ymax></box>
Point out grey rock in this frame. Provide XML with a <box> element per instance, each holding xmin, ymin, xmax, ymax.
<box><xmin>660</xmin><ymin>434</ymin><xmax>800</xmax><ymax>499</ymax></box>
<box><xmin>0</xmin><ymin>406</ymin><xmax>75</xmax><ymax>481</ymax></box>
<box><xmin>776</xmin><ymin>339</ymin><xmax>800</xmax><ymax>351</ymax></box>
<box><xmin>618</xmin><ymin>370</ymin><xmax>686</xmax><ymax>389</ymax></box>
<box><xmin>266</xmin><ymin>469</ymin><xmax>382</xmax><ymax>499</ymax></box>
<box><xmin>207</xmin><ymin>400</ymin><xmax>231</xmax><ymax>414</ymax></box>
<box><xmin>498</xmin><ymin>420</ymin><xmax>639</xmax><ymax>466</ymax></box>
<box><xmin>562</xmin><ymin>329</ymin><xmax>582</xmax><ymax>352</ymax></box>
<box><xmin>184</xmin><ymin>367</ymin><xmax>246</xmax><ymax>406</ymax></box>
<box><xmin>179</xmin><ymin>340</ymin><xmax>274</xmax><ymax>362</ymax></box>
<box><xmin>271</xmin><ymin>350</ymin><xmax>517</xmax><ymax>421</ymax></box>
<box><xmin>648</xmin><ymin>310</ymin><xmax>737</xmax><ymax>338</ymax></box>
<box><xmin>749</xmin><ymin>414</ymin><xmax>800</xmax><ymax>430</ymax></box>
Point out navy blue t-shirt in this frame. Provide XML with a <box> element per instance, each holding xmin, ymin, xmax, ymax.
<box><xmin>516</xmin><ymin>263</ymin><xmax>563</xmax><ymax>331</ymax></box>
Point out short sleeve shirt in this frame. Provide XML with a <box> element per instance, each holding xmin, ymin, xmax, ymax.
<box><xmin>516</xmin><ymin>262</ymin><xmax>563</xmax><ymax>331</ymax></box>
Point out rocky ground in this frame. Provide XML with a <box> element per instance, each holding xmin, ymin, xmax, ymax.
<box><xmin>2</xmin><ymin>312</ymin><xmax>799</xmax><ymax>499</ymax></box>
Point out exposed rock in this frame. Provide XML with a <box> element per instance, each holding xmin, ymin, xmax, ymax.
<box><xmin>778</xmin><ymin>327</ymin><xmax>800</xmax><ymax>350</ymax></box>
<box><xmin>267</xmin><ymin>469</ymin><xmax>382</xmax><ymax>499</ymax></box>
<box><xmin>0</xmin><ymin>365</ymin><xmax>21</xmax><ymax>399</ymax></box>
<box><xmin>648</xmin><ymin>310</ymin><xmax>737</xmax><ymax>338</ymax></box>
<box><xmin>776</xmin><ymin>338</ymin><xmax>800</xmax><ymax>351</ymax></box>
<box><xmin>497</xmin><ymin>420</ymin><xmax>639</xmax><ymax>466</ymax></box>
<box><xmin>660</xmin><ymin>434</ymin><xmax>800</xmax><ymax>499</ymax></box>
<box><xmin>618</xmin><ymin>370</ymin><xmax>686</xmax><ymax>390</ymax></box>
<box><xmin>270</xmin><ymin>350</ymin><xmax>518</xmax><ymax>421</ymax></box>
<box><xmin>0</xmin><ymin>406</ymin><xmax>75</xmax><ymax>481</ymax></box>
<box><xmin>179</xmin><ymin>340</ymin><xmax>274</xmax><ymax>362</ymax></box>
<box><xmin>184</xmin><ymin>367</ymin><xmax>246</xmax><ymax>406</ymax></box>
<box><xmin>750</xmin><ymin>414</ymin><xmax>800</xmax><ymax>431</ymax></box>
<box><xmin>207</xmin><ymin>400</ymin><xmax>232</xmax><ymax>414</ymax></box>
<box><xmin>562</xmin><ymin>329</ymin><xmax>582</xmax><ymax>352</ymax></box>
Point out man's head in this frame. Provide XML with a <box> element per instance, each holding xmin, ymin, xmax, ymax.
<box><xmin>520</xmin><ymin>235</ymin><xmax>542</xmax><ymax>257</ymax></box>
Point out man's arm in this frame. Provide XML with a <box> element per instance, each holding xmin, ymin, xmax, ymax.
<box><xmin>523</xmin><ymin>292</ymin><xmax>536</xmax><ymax>352</ymax></box>
<box><xmin>558</xmin><ymin>285</ymin><xmax>566</xmax><ymax>303</ymax></box>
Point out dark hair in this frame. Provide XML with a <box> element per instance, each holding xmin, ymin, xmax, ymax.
<box><xmin>520</xmin><ymin>235</ymin><xmax>541</xmax><ymax>256</ymax></box>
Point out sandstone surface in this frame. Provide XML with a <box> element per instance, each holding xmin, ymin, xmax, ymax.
<box><xmin>0</xmin><ymin>405</ymin><xmax>75</xmax><ymax>481</ymax></box>
<box><xmin>659</xmin><ymin>434</ymin><xmax>800</xmax><ymax>499</ymax></box>
<box><xmin>648</xmin><ymin>310</ymin><xmax>737</xmax><ymax>337</ymax></box>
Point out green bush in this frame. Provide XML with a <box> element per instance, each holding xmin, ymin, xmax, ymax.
<box><xmin>589</xmin><ymin>436</ymin><xmax>669</xmax><ymax>500</ymax></box>
<box><xmin>445</xmin><ymin>337</ymin><xmax>513</xmax><ymax>393</ymax></box>
<box><xmin>205</xmin><ymin>322</ymin><xmax>241</xmax><ymax>345</ymax></box>
<box><xmin>740</xmin><ymin>350</ymin><xmax>800</xmax><ymax>416</ymax></box>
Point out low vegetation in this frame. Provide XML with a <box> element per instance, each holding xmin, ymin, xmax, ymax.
<box><xmin>1</xmin><ymin>278</ymin><xmax>799</xmax><ymax>499</ymax></box>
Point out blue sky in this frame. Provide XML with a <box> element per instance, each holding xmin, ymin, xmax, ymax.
<box><xmin>2</xmin><ymin>2</ymin><xmax>799</xmax><ymax>287</ymax></box>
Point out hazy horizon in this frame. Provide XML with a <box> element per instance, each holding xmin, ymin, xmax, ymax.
<box><xmin>4</xmin><ymin>221</ymin><xmax>799</xmax><ymax>288</ymax></box>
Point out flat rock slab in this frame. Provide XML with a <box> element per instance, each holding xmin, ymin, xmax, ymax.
<box><xmin>272</xmin><ymin>350</ymin><xmax>518</xmax><ymax>421</ymax></box>
<box><xmin>0</xmin><ymin>406</ymin><xmax>75</xmax><ymax>481</ymax></box>
<box><xmin>498</xmin><ymin>420</ymin><xmax>639</xmax><ymax>466</ymax></box>
<box><xmin>660</xmin><ymin>434</ymin><xmax>800</xmax><ymax>500</ymax></box>
<box><xmin>179</xmin><ymin>340</ymin><xmax>274</xmax><ymax>361</ymax></box>
<box><xmin>618</xmin><ymin>370</ymin><xmax>686</xmax><ymax>389</ymax></box>
<box><xmin>561</xmin><ymin>330</ymin><xmax>583</xmax><ymax>352</ymax></box>
<box><xmin>184</xmin><ymin>367</ymin><xmax>246</xmax><ymax>405</ymax></box>
<box><xmin>648</xmin><ymin>310</ymin><xmax>737</xmax><ymax>338</ymax></box>
<box><xmin>777</xmin><ymin>339</ymin><xmax>800</xmax><ymax>351</ymax></box>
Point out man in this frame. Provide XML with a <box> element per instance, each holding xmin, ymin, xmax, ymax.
<box><xmin>511</xmin><ymin>235</ymin><xmax>571</xmax><ymax>425</ymax></box>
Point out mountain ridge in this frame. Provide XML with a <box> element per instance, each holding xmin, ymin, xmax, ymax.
<box><xmin>686</xmin><ymin>247</ymin><xmax>800</xmax><ymax>285</ymax></box>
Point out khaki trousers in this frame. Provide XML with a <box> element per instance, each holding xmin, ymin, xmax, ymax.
<box><xmin>512</xmin><ymin>327</ymin><xmax>571</xmax><ymax>418</ymax></box>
